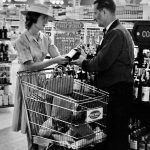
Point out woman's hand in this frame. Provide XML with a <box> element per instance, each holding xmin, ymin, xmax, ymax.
<box><xmin>53</xmin><ymin>55</ymin><xmax>69</xmax><ymax>65</ymax></box>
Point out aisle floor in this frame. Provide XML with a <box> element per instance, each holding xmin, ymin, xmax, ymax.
<box><xmin>0</xmin><ymin>107</ymin><xmax>28</xmax><ymax>150</ymax></box>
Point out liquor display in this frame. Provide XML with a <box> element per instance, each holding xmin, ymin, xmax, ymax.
<box><xmin>129</xmin><ymin>21</ymin><xmax>150</xmax><ymax>150</ymax></box>
<box><xmin>0</xmin><ymin>20</ymin><xmax>13</xmax><ymax>108</ymax></box>
<box><xmin>128</xmin><ymin>118</ymin><xmax>150</xmax><ymax>150</ymax></box>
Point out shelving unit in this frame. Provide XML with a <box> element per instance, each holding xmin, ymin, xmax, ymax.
<box><xmin>0</xmin><ymin>37</ymin><xmax>14</xmax><ymax>108</ymax></box>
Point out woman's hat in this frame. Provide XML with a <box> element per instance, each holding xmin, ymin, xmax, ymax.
<box><xmin>21</xmin><ymin>3</ymin><xmax>54</xmax><ymax>21</ymax></box>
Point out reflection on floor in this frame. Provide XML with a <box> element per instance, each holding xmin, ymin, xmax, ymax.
<box><xmin>0</xmin><ymin>107</ymin><xmax>27</xmax><ymax>150</ymax></box>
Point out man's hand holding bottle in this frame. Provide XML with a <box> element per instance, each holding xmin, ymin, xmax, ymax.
<box><xmin>70</xmin><ymin>55</ymin><xmax>86</xmax><ymax>67</ymax></box>
<box><xmin>65</xmin><ymin>44</ymin><xmax>87</xmax><ymax>66</ymax></box>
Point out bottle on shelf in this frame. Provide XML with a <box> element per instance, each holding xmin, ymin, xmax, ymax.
<box><xmin>147</xmin><ymin>137</ymin><xmax>150</xmax><ymax>150</ymax></box>
<box><xmin>0</xmin><ymin>44</ymin><xmax>3</xmax><ymax>62</ymax></box>
<box><xmin>129</xmin><ymin>118</ymin><xmax>134</xmax><ymax>143</ymax></box>
<box><xmin>130</xmin><ymin>130</ymin><xmax>139</xmax><ymax>150</ymax></box>
<box><xmin>134</xmin><ymin>77</ymin><xmax>140</xmax><ymax>100</ymax></box>
<box><xmin>2</xmin><ymin>18</ymin><xmax>8</xmax><ymax>39</ymax></box>
<box><xmin>3</xmin><ymin>44</ymin><xmax>9</xmax><ymax>62</ymax></box>
<box><xmin>138</xmin><ymin>136</ymin><xmax>147</xmax><ymax>150</ymax></box>
<box><xmin>140</xmin><ymin>67</ymin><xmax>150</xmax><ymax>102</ymax></box>
<box><xmin>138</xmin><ymin>133</ymin><xmax>150</xmax><ymax>150</ymax></box>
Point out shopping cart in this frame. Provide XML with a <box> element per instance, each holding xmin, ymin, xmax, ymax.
<box><xmin>18</xmin><ymin>67</ymin><xmax>109</xmax><ymax>150</ymax></box>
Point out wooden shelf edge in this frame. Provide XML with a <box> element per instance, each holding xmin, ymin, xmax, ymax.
<box><xmin>0</xmin><ymin>38</ymin><xmax>11</xmax><ymax>41</ymax></box>
<box><xmin>0</xmin><ymin>104</ymin><xmax>14</xmax><ymax>108</ymax></box>
<box><xmin>0</xmin><ymin>83</ymin><xmax>12</xmax><ymax>86</ymax></box>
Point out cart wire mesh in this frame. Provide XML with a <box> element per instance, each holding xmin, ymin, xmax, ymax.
<box><xmin>18</xmin><ymin>68</ymin><xmax>109</xmax><ymax>149</ymax></box>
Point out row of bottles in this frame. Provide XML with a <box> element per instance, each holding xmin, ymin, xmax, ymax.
<box><xmin>133</xmin><ymin>53</ymin><xmax>150</xmax><ymax>102</ymax></box>
<box><xmin>134</xmin><ymin>69</ymin><xmax>150</xmax><ymax>102</ymax></box>
<box><xmin>0</xmin><ymin>19</ymin><xmax>13</xmax><ymax>108</ymax></box>
<box><xmin>63</xmin><ymin>65</ymin><xmax>95</xmax><ymax>86</ymax></box>
<box><xmin>0</xmin><ymin>18</ymin><xmax>8</xmax><ymax>39</ymax></box>
<box><xmin>0</xmin><ymin>65</ymin><xmax>11</xmax><ymax>84</ymax></box>
<box><xmin>0</xmin><ymin>42</ymin><xmax>10</xmax><ymax>62</ymax></box>
<box><xmin>129</xmin><ymin>118</ymin><xmax>150</xmax><ymax>150</ymax></box>
<box><xmin>0</xmin><ymin>86</ymin><xmax>13</xmax><ymax>106</ymax></box>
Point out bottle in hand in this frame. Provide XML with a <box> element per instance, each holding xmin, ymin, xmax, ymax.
<box><xmin>65</xmin><ymin>46</ymin><xmax>82</xmax><ymax>62</ymax></box>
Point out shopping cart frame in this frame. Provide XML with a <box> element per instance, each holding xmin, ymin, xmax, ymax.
<box><xmin>18</xmin><ymin>68</ymin><xmax>109</xmax><ymax>150</ymax></box>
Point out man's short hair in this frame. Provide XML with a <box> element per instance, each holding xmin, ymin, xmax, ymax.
<box><xmin>94</xmin><ymin>0</ymin><xmax>116</xmax><ymax>14</ymax></box>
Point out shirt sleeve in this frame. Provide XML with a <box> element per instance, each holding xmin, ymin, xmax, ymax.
<box><xmin>14</xmin><ymin>37</ymin><xmax>33</xmax><ymax>64</ymax></box>
<box><xmin>48</xmin><ymin>37</ymin><xmax>60</xmax><ymax>58</ymax></box>
<box><xmin>82</xmin><ymin>29</ymin><xmax>124</xmax><ymax>72</ymax></box>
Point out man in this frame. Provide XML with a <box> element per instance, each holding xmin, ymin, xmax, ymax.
<box><xmin>71</xmin><ymin>0</ymin><xmax>134</xmax><ymax>149</ymax></box>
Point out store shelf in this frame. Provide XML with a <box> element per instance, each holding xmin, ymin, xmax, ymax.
<box><xmin>0</xmin><ymin>104</ymin><xmax>14</xmax><ymax>108</ymax></box>
<box><xmin>0</xmin><ymin>83</ymin><xmax>12</xmax><ymax>86</ymax></box>
<box><xmin>0</xmin><ymin>61</ymin><xmax>12</xmax><ymax>64</ymax></box>
<box><xmin>120</xmin><ymin>19</ymin><xmax>150</xmax><ymax>22</ymax></box>
<box><xmin>0</xmin><ymin>38</ymin><xmax>11</xmax><ymax>41</ymax></box>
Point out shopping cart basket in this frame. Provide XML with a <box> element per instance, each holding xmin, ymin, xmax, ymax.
<box><xmin>18</xmin><ymin>68</ymin><xmax>109</xmax><ymax>150</ymax></box>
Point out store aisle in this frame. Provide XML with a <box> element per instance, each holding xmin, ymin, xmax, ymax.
<box><xmin>0</xmin><ymin>107</ymin><xmax>27</xmax><ymax>150</ymax></box>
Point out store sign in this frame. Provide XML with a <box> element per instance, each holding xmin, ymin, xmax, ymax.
<box><xmin>54</xmin><ymin>32</ymin><xmax>80</xmax><ymax>55</ymax></box>
<box><xmin>132</xmin><ymin>21</ymin><xmax>150</xmax><ymax>48</ymax></box>
<box><xmin>55</xmin><ymin>19</ymin><xmax>84</xmax><ymax>32</ymax></box>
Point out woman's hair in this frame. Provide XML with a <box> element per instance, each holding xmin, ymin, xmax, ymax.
<box><xmin>25</xmin><ymin>12</ymin><xmax>42</xmax><ymax>29</ymax></box>
<box><xmin>94</xmin><ymin>0</ymin><xmax>116</xmax><ymax>14</ymax></box>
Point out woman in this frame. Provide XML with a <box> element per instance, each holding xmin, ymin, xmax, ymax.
<box><xmin>12</xmin><ymin>3</ymin><xmax>68</xmax><ymax>150</ymax></box>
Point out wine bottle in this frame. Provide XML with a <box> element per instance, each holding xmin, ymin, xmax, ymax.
<box><xmin>141</xmin><ymin>71</ymin><xmax>150</xmax><ymax>102</ymax></box>
<box><xmin>134</xmin><ymin>77</ymin><xmax>140</xmax><ymax>100</ymax></box>
<box><xmin>130</xmin><ymin>130</ymin><xmax>139</xmax><ymax>150</ymax></box>
<box><xmin>65</xmin><ymin>47</ymin><xmax>81</xmax><ymax>61</ymax></box>
<box><xmin>138</xmin><ymin>136</ymin><xmax>147</xmax><ymax>150</ymax></box>
<box><xmin>2</xmin><ymin>18</ymin><xmax>7</xmax><ymax>39</ymax></box>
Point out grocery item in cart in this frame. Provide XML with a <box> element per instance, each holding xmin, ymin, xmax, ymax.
<box><xmin>38</xmin><ymin>118</ymin><xmax>54</xmax><ymax>138</ymax></box>
<box><xmin>39</xmin><ymin>94</ymin><xmax>96</xmax><ymax>140</ymax></box>
<box><xmin>66</xmin><ymin>123</ymin><xmax>95</xmax><ymax>140</ymax></box>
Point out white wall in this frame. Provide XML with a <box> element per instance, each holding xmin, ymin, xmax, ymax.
<box><xmin>143</xmin><ymin>5</ymin><xmax>150</xmax><ymax>20</ymax></box>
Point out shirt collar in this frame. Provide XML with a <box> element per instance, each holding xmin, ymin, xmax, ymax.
<box><xmin>25</xmin><ymin>30</ymin><xmax>43</xmax><ymax>42</ymax></box>
<box><xmin>105</xmin><ymin>19</ymin><xmax>117</xmax><ymax>33</ymax></box>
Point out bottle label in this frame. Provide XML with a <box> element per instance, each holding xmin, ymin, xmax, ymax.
<box><xmin>142</xmin><ymin>86</ymin><xmax>150</xmax><ymax>102</ymax></box>
<box><xmin>139</xmin><ymin>147</ymin><xmax>145</xmax><ymax>150</ymax></box>
<box><xmin>66</xmin><ymin>49</ymin><xmax>77</xmax><ymax>59</ymax></box>
<box><xmin>130</xmin><ymin>140</ymin><xmax>138</xmax><ymax>149</ymax></box>
<box><xmin>147</xmin><ymin>143</ymin><xmax>150</xmax><ymax>150</ymax></box>
<box><xmin>139</xmin><ymin>142</ymin><xmax>146</xmax><ymax>150</ymax></box>
<box><xmin>134</xmin><ymin>87</ymin><xmax>138</xmax><ymax>99</ymax></box>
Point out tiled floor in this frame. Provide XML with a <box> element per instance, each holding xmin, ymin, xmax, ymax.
<box><xmin>0</xmin><ymin>107</ymin><xmax>28</xmax><ymax>150</ymax></box>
